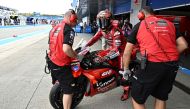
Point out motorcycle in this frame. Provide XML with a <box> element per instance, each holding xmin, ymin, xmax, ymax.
<box><xmin>49</xmin><ymin>40</ymin><xmax>140</xmax><ymax>109</ymax></box>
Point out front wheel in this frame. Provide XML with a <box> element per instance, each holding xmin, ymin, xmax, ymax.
<box><xmin>49</xmin><ymin>81</ymin><xmax>86</xmax><ymax>109</ymax></box>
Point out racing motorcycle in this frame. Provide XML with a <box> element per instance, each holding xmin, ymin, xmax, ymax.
<box><xmin>48</xmin><ymin>40</ymin><xmax>140</xmax><ymax>109</ymax></box>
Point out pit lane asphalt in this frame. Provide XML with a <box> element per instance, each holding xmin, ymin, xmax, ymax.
<box><xmin>0</xmin><ymin>26</ymin><xmax>189</xmax><ymax>109</ymax></box>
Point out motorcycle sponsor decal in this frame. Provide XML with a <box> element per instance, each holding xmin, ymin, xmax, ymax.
<box><xmin>101</xmin><ymin>70</ymin><xmax>112</xmax><ymax>77</ymax></box>
<box><xmin>97</xmin><ymin>81</ymin><xmax>117</xmax><ymax>92</ymax></box>
<box><xmin>95</xmin><ymin>76</ymin><xmax>116</xmax><ymax>89</ymax></box>
<box><xmin>72</xmin><ymin>65</ymin><xmax>79</xmax><ymax>71</ymax></box>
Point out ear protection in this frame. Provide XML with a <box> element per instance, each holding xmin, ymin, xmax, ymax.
<box><xmin>137</xmin><ymin>11</ymin><xmax>145</xmax><ymax>20</ymax></box>
<box><xmin>69</xmin><ymin>9</ymin><xmax>77</xmax><ymax>23</ymax></box>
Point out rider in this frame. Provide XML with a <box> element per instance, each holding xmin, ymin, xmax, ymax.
<box><xmin>83</xmin><ymin>9</ymin><xmax>130</xmax><ymax>101</ymax></box>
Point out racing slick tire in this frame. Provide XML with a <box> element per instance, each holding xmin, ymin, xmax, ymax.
<box><xmin>49</xmin><ymin>81</ymin><xmax>86</xmax><ymax>109</ymax></box>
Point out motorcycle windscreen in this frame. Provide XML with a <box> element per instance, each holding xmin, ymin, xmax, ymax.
<box><xmin>80</xmin><ymin>50</ymin><xmax>113</xmax><ymax>69</ymax></box>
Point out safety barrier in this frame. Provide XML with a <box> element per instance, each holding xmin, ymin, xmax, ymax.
<box><xmin>74</xmin><ymin>25</ymin><xmax>92</xmax><ymax>33</ymax></box>
<box><xmin>74</xmin><ymin>25</ymin><xmax>82</xmax><ymax>33</ymax></box>
<box><xmin>85</xmin><ymin>26</ymin><xmax>92</xmax><ymax>33</ymax></box>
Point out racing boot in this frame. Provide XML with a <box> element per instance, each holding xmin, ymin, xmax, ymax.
<box><xmin>120</xmin><ymin>86</ymin><xmax>130</xmax><ymax>101</ymax></box>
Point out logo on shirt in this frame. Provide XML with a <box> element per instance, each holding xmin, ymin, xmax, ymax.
<box><xmin>70</xmin><ymin>31</ymin><xmax>75</xmax><ymax>39</ymax></box>
<box><xmin>53</xmin><ymin>27</ymin><xmax>61</xmax><ymax>37</ymax></box>
<box><xmin>69</xmin><ymin>31</ymin><xmax>75</xmax><ymax>44</ymax></box>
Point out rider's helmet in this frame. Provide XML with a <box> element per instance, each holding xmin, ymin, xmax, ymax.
<box><xmin>96</xmin><ymin>9</ymin><xmax>112</xmax><ymax>31</ymax></box>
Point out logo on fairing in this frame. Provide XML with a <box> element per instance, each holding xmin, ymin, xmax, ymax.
<box><xmin>72</xmin><ymin>65</ymin><xmax>79</xmax><ymax>71</ymax></box>
<box><xmin>95</xmin><ymin>76</ymin><xmax>116</xmax><ymax>92</ymax></box>
<box><xmin>96</xmin><ymin>76</ymin><xmax>115</xmax><ymax>88</ymax></box>
<box><xmin>101</xmin><ymin>70</ymin><xmax>112</xmax><ymax>77</ymax></box>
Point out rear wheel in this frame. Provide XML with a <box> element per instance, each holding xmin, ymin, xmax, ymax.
<box><xmin>49</xmin><ymin>77</ymin><xmax>87</xmax><ymax>109</ymax></box>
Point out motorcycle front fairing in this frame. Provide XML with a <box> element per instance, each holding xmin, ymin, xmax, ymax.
<box><xmin>71</xmin><ymin>58</ymin><xmax>120</xmax><ymax>97</ymax></box>
<box><xmin>71</xmin><ymin>48</ymin><xmax>121</xmax><ymax>97</ymax></box>
<box><xmin>83</xmin><ymin>68</ymin><xmax>119</xmax><ymax>96</ymax></box>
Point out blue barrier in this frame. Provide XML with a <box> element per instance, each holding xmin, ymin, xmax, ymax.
<box><xmin>179</xmin><ymin>66</ymin><xmax>190</xmax><ymax>75</ymax></box>
<box><xmin>73</xmin><ymin>25</ymin><xmax>91</xmax><ymax>33</ymax></box>
<box><xmin>85</xmin><ymin>26</ymin><xmax>92</xmax><ymax>33</ymax></box>
<box><xmin>74</xmin><ymin>25</ymin><xmax>82</xmax><ymax>33</ymax></box>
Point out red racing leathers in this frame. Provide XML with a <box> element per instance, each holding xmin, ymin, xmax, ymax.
<box><xmin>86</xmin><ymin>20</ymin><xmax>126</xmax><ymax>70</ymax></box>
<box><xmin>85</xmin><ymin>20</ymin><xmax>130</xmax><ymax>100</ymax></box>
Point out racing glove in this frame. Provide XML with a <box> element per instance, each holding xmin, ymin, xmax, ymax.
<box><xmin>119</xmin><ymin>68</ymin><xmax>132</xmax><ymax>80</ymax></box>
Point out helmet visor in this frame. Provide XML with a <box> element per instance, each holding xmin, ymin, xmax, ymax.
<box><xmin>97</xmin><ymin>18</ymin><xmax>110</xmax><ymax>30</ymax></box>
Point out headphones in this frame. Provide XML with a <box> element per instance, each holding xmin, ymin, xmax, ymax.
<box><xmin>137</xmin><ymin>11</ymin><xmax>145</xmax><ymax>20</ymax></box>
<box><xmin>69</xmin><ymin>9</ymin><xmax>77</xmax><ymax>23</ymax></box>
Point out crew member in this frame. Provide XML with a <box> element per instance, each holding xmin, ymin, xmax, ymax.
<box><xmin>47</xmin><ymin>9</ymin><xmax>82</xmax><ymax>109</ymax></box>
<box><xmin>122</xmin><ymin>6</ymin><xmax>188</xmax><ymax>109</ymax></box>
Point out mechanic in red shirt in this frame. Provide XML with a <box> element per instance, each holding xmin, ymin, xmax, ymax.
<box><xmin>123</xmin><ymin>6</ymin><xmax>188</xmax><ymax>109</ymax></box>
<box><xmin>47</xmin><ymin>9</ymin><xmax>82</xmax><ymax>109</ymax></box>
